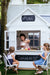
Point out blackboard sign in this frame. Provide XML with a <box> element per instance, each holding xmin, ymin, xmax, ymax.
<box><xmin>15</xmin><ymin>55</ymin><xmax>41</xmax><ymax>61</ymax></box>
<box><xmin>22</xmin><ymin>15</ymin><xmax>35</xmax><ymax>22</ymax></box>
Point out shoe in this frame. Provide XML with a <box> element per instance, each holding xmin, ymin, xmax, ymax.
<box><xmin>40</xmin><ymin>70</ymin><xmax>43</xmax><ymax>73</ymax></box>
<box><xmin>14</xmin><ymin>68</ymin><xmax>17</xmax><ymax>70</ymax></box>
<box><xmin>35</xmin><ymin>72</ymin><xmax>38</xmax><ymax>75</ymax></box>
<box><xmin>35</xmin><ymin>71</ymin><xmax>43</xmax><ymax>75</ymax></box>
<box><xmin>36</xmin><ymin>69</ymin><xmax>39</xmax><ymax>71</ymax></box>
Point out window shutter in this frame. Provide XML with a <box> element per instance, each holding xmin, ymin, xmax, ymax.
<box><xmin>4</xmin><ymin>31</ymin><xmax>16</xmax><ymax>51</ymax></box>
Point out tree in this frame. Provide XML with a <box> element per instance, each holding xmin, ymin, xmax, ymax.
<box><xmin>1</xmin><ymin>0</ymin><xmax>10</xmax><ymax>54</ymax></box>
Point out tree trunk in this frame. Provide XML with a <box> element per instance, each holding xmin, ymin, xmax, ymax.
<box><xmin>1</xmin><ymin>0</ymin><xmax>10</xmax><ymax>54</ymax></box>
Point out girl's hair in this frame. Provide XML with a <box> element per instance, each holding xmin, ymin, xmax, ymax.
<box><xmin>43</xmin><ymin>43</ymin><xmax>50</xmax><ymax>51</ymax></box>
<box><xmin>9</xmin><ymin>47</ymin><xmax>15</xmax><ymax>53</ymax></box>
<box><xmin>20</xmin><ymin>33</ymin><xmax>26</xmax><ymax>39</ymax></box>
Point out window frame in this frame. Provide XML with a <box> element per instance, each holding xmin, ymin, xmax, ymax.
<box><xmin>4</xmin><ymin>31</ymin><xmax>9</xmax><ymax>50</ymax></box>
<box><xmin>4</xmin><ymin>30</ymin><xmax>17</xmax><ymax>51</ymax></box>
<box><xmin>28</xmin><ymin>31</ymin><xmax>41</xmax><ymax>50</ymax></box>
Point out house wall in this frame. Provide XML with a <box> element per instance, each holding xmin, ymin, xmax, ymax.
<box><xmin>8</xmin><ymin>24</ymin><xmax>50</xmax><ymax>50</ymax></box>
<box><xmin>7</xmin><ymin>8</ymin><xmax>48</xmax><ymax>30</ymax></box>
<box><xmin>8</xmin><ymin>28</ymin><xmax>49</xmax><ymax>50</ymax></box>
<box><xmin>6</xmin><ymin>8</ymin><xmax>50</xmax><ymax>51</ymax></box>
<box><xmin>15</xmin><ymin>50</ymin><xmax>43</xmax><ymax>68</ymax></box>
<box><xmin>6</xmin><ymin>3</ymin><xmax>50</xmax><ymax>51</ymax></box>
<box><xmin>17</xmin><ymin>31</ymin><xmax>40</xmax><ymax>50</ymax></box>
<box><xmin>7</xmin><ymin>4</ymin><xmax>50</xmax><ymax>23</ymax></box>
<box><xmin>41</xmin><ymin>15</ymin><xmax>50</xmax><ymax>23</ymax></box>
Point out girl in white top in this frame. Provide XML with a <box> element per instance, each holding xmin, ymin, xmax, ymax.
<box><xmin>7</xmin><ymin>47</ymin><xmax>19</xmax><ymax>71</ymax></box>
<box><xmin>20</xmin><ymin>33</ymin><xmax>30</xmax><ymax>49</ymax></box>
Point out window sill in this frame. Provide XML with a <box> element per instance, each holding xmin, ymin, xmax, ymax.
<box><xmin>15</xmin><ymin>50</ymin><xmax>42</xmax><ymax>52</ymax></box>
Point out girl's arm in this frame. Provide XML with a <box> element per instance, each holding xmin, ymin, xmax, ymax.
<box><xmin>39</xmin><ymin>52</ymin><xmax>47</xmax><ymax>60</ymax></box>
<box><xmin>11</xmin><ymin>55</ymin><xmax>16</xmax><ymax>61</ymax></box>
<box><xmin>24</xmin><ymin>39</ymin><xmax>30</xmax><ymax>43</ymax></box>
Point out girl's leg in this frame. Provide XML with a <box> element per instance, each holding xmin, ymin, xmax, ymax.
<box><xmin>33</xmin><ymin>62</ymin><xmax>40</xmax><ymax>70</ymax></box>
<box><xmin>38</xmin><ymin>66</ymin><xmax>43</xmax><ymax>71</ymax></box>
<box><xmin>33</xmin><ymin>62</ymin><xmax>37</xmax><ymax>68</ymax></box>
<box><xmin>35</xmin><ymin>66</ymin><xmax>43</xmax><ymax>74</ymax></box>
<box><xmin>13</xmin><ymin>60</ymin><xmax>19</xmax><ymax>69</ymax></box>
<box><xmin>15</xmin><ymin>60</ymin><xmax>19</xmax><ymax>69</ymax></box>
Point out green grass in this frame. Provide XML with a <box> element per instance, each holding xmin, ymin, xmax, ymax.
<box><xmin>0</xmin><ymin>63</ymin><xmax>50</xmax><ymax>75</ymax></box>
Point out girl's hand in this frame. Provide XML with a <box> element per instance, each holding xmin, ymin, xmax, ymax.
<box><xmin>40</xmin><ymin>46</ymin><xmax>44</xmax><ymax>48</ymax></box>
<box><xmin>24</xmin><ymin>41</ymin><xmax>27</xmax><ymax>43</ymax></box>
<box><xmin>40</xmin><ymin>46</ymin><xmax>42</xmax><ymax>48</ymax></box>
<box><xmin>24</xmin><ymin>40</ymin><xmax>30</xmax><ymax>43</ymax></box>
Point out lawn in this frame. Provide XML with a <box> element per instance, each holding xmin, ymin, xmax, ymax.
<box><xmin>0</xmin><ymin>63</ymin><xmax>50</xmax><ymax>75</ymax></box>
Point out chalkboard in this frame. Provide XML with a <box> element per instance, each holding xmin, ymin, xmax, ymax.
<box><xmin>15</xmin><ymin>55</ymin><xmax>41</xmax><ymax>61</ymax></box>
<box><xmin>22</xmin><ymin>15</ymin><xmax>35</xmax><ymax>22</ymax></box>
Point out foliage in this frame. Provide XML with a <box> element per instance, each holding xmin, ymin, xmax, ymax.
<box><xmin>27</xmin><ymin>0</ymin><xmax>48</xmax><ymax>4</ymax></box>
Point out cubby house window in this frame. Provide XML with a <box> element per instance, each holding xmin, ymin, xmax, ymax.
<box><xmin>28</xmin><ymin>32</ymin><xmax>40</xmax><ymax>50</ymax></box>
<box><xmin>17</xmin><ymin>31</ymin><xmax>40</xmax><ymax>50</ymax></box>
<box><xmin>5</xmin><ymin>31</ymin><xmax>9</xmax><ymax>50</ymax></box>
<box><xmin>6</xmin><ymin>32</ymin><xmax>9</xmax><ymax>49</ymax></box>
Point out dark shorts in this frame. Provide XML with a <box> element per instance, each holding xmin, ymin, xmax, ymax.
<box><xmin>8</xmin><ymin>59</ymin><xmax>13</xmax><ymax>65</ymax></box>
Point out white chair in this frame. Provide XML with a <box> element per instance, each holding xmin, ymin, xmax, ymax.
<box><xmin>37</xmin><ymin>53</ymin><xmax>50</xmax><ymax>75</ymax></box>
<box><xmin>47</xmin><ymin>53</ymin><xmax>50</xmax><ymax>75</ymax></box>
<box><xmin>3</xmin><ymin>53</ymin><xmax>18</xmax><ymax>75</ymax></box>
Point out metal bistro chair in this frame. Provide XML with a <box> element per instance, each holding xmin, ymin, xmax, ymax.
<box><xmin>3</xmin><ymin>53</ymin><xmax>18</xmax><ymax>75</ymax></box>
<box><xmin>37</xmin><ymin>53</ymin><xmax>50</xmax><ymax>75</ymax></box>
